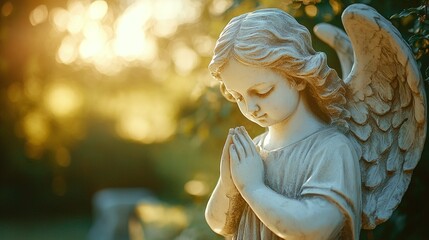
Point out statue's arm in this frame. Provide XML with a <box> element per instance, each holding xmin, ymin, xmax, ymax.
<box><xmin>205</xmin><ymin>128</ymin><xmax>246</xmax><ymax>236</ymax></box>
<box><xmin>205</xmin><ymin>178</ymin><xmax>245</xmax><ymax>236</ymax></box>
<box><xmin>240</xmin><ymin>184</ymin><xmax>344</xmax><ymax>239</ymax></box>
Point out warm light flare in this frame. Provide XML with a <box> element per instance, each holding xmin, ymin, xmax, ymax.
<box><xmin>22</xmin><ymin>111</ymin><xmax>49</xmax><ymax>146</ymax></box>
<box><xmin>329</xmin><ymin>0</ymin><xmax>342</xmax><ymax>15</ymax></box>
<box><xmin>172</xmin><ymin>43</ymin><xmax>199</xmax><ymax>75</ymax></box>
<box><xmin>209</xmin><ymin>0</ymin><xmax>231</xmax><ymax>16</ymax></box>
<box><xmin>44</xmin><ymin>83</ymin><xmax>82</xmax><ymax>117</ymax></box>
<box><xmin>95</xmin><ymin>91</ymin><xmax>176</xmax><ymax>143</ymax></box>
<box><xmin>50</xmin><ymin>8</ymin><xmax>69</xmax><ymax>32</ymax></box>
<box><xmin>79</xmin><ymin>22</ymin><xmax>109</xmax><ymax>59</ymax></box>
<box><xmin>184</xmin><ymin>180</ymin><xmax>209</xmax><ymax>197</ymax></box>
<box><xmin>304</xmin><ymin>5</ymin><xmax>318</xmax><ymax>18</ymax></box>
<box><xmin>136</xmin><ymin>203</ymin><xmax>188</xmax><ymax>228</ymax></box>
<box><xmin>29</xmin><ymin>5</ymin><xmax>48</xmax><ymax>26</ymax></box>
<box><xmin>57</xmin><ymin>36</ymin><xmax>78</xmax><ymax>64</ymax></box>
<box><xmin>88</xmin><ymin>0</ymin><xmax>108</xmax><ymax>20</ymax></box>
<box><xmin>67</xmin><ymin>14</ymin><xmax>85</xmax><ymax>34</ymax></box>
<box><xmin>49</xmin><ymin>0</ymin><xmax>202</xmax><ymax>74</ymax></box>
<box><xmin>113</xmin><ymin>1</ymin><xmax>156</xmax><ymax>62</ymax></box>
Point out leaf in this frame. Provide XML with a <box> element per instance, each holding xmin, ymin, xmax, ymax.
<box><xmin>390</xmin><ymin>7</ymin><xmax>422</xmax><ymax>19</ymax></box>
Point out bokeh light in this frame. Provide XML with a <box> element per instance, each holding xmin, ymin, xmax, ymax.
<box><xmin>184</xmin><ymin>179</ymin><xmax>209</xmax><ymax>197</ymax></box>
<box><xmin>44</xmin><ymin>0</ymin><xmax>204</xmax><ymax>75</ymax></box>
<box><xmin>88</xmin><ymin>0</ymin><xmax>108</xmax><ymax>20</ymax></box>
<box><xmin>22</xmin><ymin>111</ymin><xmax>49</xmax><ymax>147</ymax></box>
<box><xmin>29</xmin><ymin>5</ymin><xmax>48</xmax><ymax>26</ymax></box>
<box><xmin>1</xmin><ymin>1</ymin><xmax>13</xmax><ymax>17</ymax></box>
<box><xmin>137</xmin><ymin>203</ymin><xmax>188</xmax><ymax>228</ymax></box>
<box><xmin>304</xmin><ymin>4</ymin><xmax>318</xmax><ymax>18</ymax></box>
<box><xmin>44</xmin><ymin>83</ymin><xmax>82</xmax><ymax>118</ymax></box>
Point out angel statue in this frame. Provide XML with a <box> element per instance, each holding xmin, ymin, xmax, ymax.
<box><xmin>205</xmin><ymin>3</ymin><xmax>426</xmax><ymax>240</ymax></box>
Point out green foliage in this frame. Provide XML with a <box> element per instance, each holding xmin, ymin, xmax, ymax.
<box><xmin>391</xmin><ymin>1</ymin><xmax>429</xmax><ymax>82</ymax></box>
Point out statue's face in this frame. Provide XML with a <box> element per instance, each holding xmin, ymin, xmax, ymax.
<box><xmin>221</xmin><ymin>58</ymin><xmax>300</xmax><ymax>128</ymax></box>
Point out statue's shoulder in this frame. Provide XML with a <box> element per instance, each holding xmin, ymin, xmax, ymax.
<box><xmin>313</xmin><ymin>127</ymin><xmax>359</xmax><ymax>155</ymax></box>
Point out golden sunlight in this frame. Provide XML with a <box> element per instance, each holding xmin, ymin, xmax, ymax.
<box><xmin>209</xmin><ymin>0</ymin><xmax>231</xmax><ymax>16</ymax></box>
<box><xmin>304</xmin><ymin>5</ymin><xmax>318</xmax><ymax>18</ymax></box>
<box><xmin>22</xmin><ymin>111</ymin><xmax>49</xmax><ymax>146</ymax></box>
<box><xmin>42</xmin><ymin>0</ymin><xmax>202</xmax><ymax>74</ymax></box>
<box><xmin>171</xmin><ymin>43</ymin><xmax>199</xmax><ymax>75</ymax></box>
<box><xmin>57</xmin><ymin>36</ymin><xmax>79</xmax><ymax>64</ymax></box>
<box><xmin>136</xmin><ymin>203</ymin><xmax>188</xmax><ymax>228</ymax></box>
<box><xmin>50</xmin><ymin>7</ymin><xmax>69</xmax><ymax>32</ymax></box>
<box><xmin>184</xmin><ymin>179</ymin><xmax>209</xmax><ymax>197</ymax></box>
<box><xmin>29</xmin><ymin>5</ymin><xmax>48</xmax><ymax>26</ymax></box>
<box><xmin>94</xmin><ymin>90</ymin><xmax>177</xmax><ymax>144</ymax></box>
<box><xmin>88</xmin><ymin>0</ymin><xmax>108</xmax><ymax>20</ymax></box>
<box><xmin>329</xmin><ymin>0</ymin><xmax>342</xmax><ymax>15</ymax></box>
<box><xmin>114</xmin><ymin>96</ymin><xmax>177</xmax><ymax>143</ymax></box>
<box><xmin>44</xmin><ymin>83</ymin><xmax>82</xmax><ymax>118</ymax></box>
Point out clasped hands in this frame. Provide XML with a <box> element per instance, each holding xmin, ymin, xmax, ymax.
<box><xmin>220</xmin><ymin>126</ymin><xmax>265</xmax><ymax>197</ymax></box>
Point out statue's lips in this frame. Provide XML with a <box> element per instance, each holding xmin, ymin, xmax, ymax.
<box><xmin>254</xmin><ymin>113</ymin><xmax>267</xmax><ymax>121</ymax></box>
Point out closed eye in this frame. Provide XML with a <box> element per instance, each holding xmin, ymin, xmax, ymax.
<box><xmin>253</xmin><ymin>86</ymin><xmax>274</xmax><ymax>98</ymax></box>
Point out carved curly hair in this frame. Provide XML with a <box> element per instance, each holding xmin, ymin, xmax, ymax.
<box><xmin>209</xmin><ymin>8</ymin><xmax>348</xmax><ymax>126</ymax></box>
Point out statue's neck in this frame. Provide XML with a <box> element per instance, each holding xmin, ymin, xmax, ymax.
<box><xmin>265</xmin><ymin>97</ymin><xmax>326</xmax><ymax>151</ymax></box>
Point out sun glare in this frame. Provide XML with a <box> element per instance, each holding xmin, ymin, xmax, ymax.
<box><xmin>44</xmin><ymin>83</ymin><xmax>82</xmax><ymax>118</ymax></box>
<box><xmin>29</xmin><ymin>5</ymin><xmax>48</xmax><ymax>26</ymax></box>
<box><xmin>88</xmin><ymin>0</ymin><xmax>108</xmax><ymax>20</ymax></box>
<box><xmin>172</xmin><ymin>43</ymin><xmax>199</xmax><ymax>75</ymax></box>
<box><xmin>38</xmin><ymin>0</ymin><xmax>202</xmax><ymax>75</ymax></box>
<box><xmin>57</xmin><ymin>36</ymin><xmax>78</xmax><ymax>64</ymax></box>
<box><xmin>24</xmin><ymin>0</ymin><xmax>208</xmax><ymax>145</ymax></box>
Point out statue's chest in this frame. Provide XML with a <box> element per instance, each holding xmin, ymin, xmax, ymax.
<box><xmin>262</xmin><ymin>150</ymin><xmax>309</xmax><ymax>199</ymax></box>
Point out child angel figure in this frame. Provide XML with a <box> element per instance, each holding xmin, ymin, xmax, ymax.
<box><xmin>205</xmin><ymin>4</ymin><xmax>426</xmax><ymax>240</ymax></box>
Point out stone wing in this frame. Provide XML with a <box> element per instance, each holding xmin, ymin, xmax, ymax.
<box><xmin>317</xmin><ymin>4</ymin><xmax>427</xmax><ymax>229</ymax></box>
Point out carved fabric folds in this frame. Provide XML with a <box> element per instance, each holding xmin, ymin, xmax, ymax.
<box><xmin>234</xmin><ymin>127</ymin><xmax>361</xmax><ymax>240</ymax></box>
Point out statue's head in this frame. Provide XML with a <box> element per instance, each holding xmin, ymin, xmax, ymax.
<box><xmin>209</xmin><ymin>8</ymin><xmax>347</xmax><ymax>125</ymax></box>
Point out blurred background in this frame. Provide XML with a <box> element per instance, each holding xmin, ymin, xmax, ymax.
<box><xmin>0</xmin><ymin>0</ymin><xmax>428</xmax><ymax>239</ymax></box>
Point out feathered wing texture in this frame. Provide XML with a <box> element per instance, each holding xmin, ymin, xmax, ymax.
<box><xmin>313</xmin><ymin>23</ymin><xmax>354</xmax><ymax>79</ymax></box>
<box><xmin>316</xmin><ymin>4</ymin><xmax>427</xmax><ymax>229</ymax></box>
